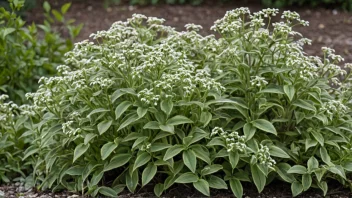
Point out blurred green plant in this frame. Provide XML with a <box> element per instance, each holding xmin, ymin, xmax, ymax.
<box><xmin>262</xmin><ymin>0</ymin><xmax>352</xmax><ymax>11</ymax></box>
<box><xmin>0</xmin><ymin>0</ymin><xmax>83</xmax><ymax>104</ymax></box>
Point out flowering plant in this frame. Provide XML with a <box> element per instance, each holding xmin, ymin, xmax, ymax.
<box><xmin>20</xmin><ymin>8</ymin><xmax>352</xmax><ymax>197</ymax></box>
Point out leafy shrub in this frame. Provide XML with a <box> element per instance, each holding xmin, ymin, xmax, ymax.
<box><xmin>23</xmin><ymin>8</ymin><xmax>352</xmax><ymax>197</ymax></box>
<box><xmin>0</xmin><ymin>0</ymin><xmax>82</xmax><ymax>104</ymax></box>
<box><xmin>262</xmin><ymin>0</ymin><xmax>352</xmax><ymax>11</ymax></box>
<box><xmin>0</xmin><ymin>95</ymin><xmax>33</xmax><ymax>186</ymax></box>
<box><xmin>104</xmin><ymin>0</ymin><xmax>205</xmax><ymax>6</ymax></box>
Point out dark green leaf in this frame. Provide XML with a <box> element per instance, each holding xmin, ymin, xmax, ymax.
<box><xmin>166</xmin><ymin>115</ymin><xmax>193</xmax><ymax>126</ymax></box>
<box><xmin>193</xmin><ymin>179</ymin><xmax>210</xmax><ymax>196</ymax></box>
<box><xmin>251</xmin><ymin>119</ymin><xmax>277</xmax><ymax>135</ymax></box>
<box><xmin>208</xmin><ymin>175</ymin><xmax>227</xmax><ymax>189</ymax></box>
<box><xmin>115</xmin><ymin>101</ymin><xmax>132</xmax><ymax>119</ymax></box>
<box><xmin>291</xmin><ymin>181</ymin><xmax>303</xmax><ymax>197</ymax></box>
<box><xmin>175</xmin><ymin>172</ymin><xmax>198</xmax><ymax>183</ymax></box>
<box><xmin>183</xmin><ymin>150</ymin><xmax>197</xmax><ymax>173</ymax></box>
<box><xmin>133</xmin><ymin>152</ymin><xmax>151</xmax><ymax>171</ymax></box>
<box><xmin>101</xmin><ymin>142</ymin><xmax>117</xmax><ymax>160</ymax></box>
<box><xmin>163</xmin><ymin>145</ymin><xmax>184</xmax><ymax>161</ymax></box>
<box><xmin>230</xmin><ymin>178</ymin><xmax>243</xmax><ymax>198</ymax></box>
<box><xmin>104</xmin><ymin>154</ymin><xmax>131</xmax><ymax>171</ymax></box>
<box><xmin>251</xmin><ymin>164</ymin><xmax>266</xmax><ymax>193</ymax></box>
<box><xmin>98</xmin><ymin>120</ymin><xmax>112</xmax><ymax>135</ymax></box>
<box><xmin>142</xmin><ymin>163</ymin><xmax>157</xmax><ymax>186</ymax></box>
<box><xmin>73</xmin><ymin>143</ymin><xmax>89</xmax><ymax>162</ymax></box>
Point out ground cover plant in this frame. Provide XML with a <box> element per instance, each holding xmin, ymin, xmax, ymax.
<box><xmin>0</xmin><ymin>0</ymin><xmax>82</xmax><ymax>104</ymax></box>
<box><xmin>2</xmin><ymin>7</ymin><xmax>352</xmax><ymax>197</ymax></box>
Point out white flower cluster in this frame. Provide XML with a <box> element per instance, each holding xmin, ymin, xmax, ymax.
<box><xmin>250</xmin><ymin>76</ymin><xmax>268</xmax><ymax>88</ymax></box>
<box><xmin>322</xmin><ymin>47</ymin><xmax>345</xmax><ymax>63</ymax></box>
<box><xmin>211</xmin><ymin>127</ymin><xmax>247</xmax><ymax>153</ymax></box>
<box><xmin>185</xmin><ymin>23</ymin><xmax>203</xmax><ymax>32</ymax></box>
<box><xmin>257</xmin><ymin>145</ymin><xmax>276</xmax><ymax>168</ymax></box>
<box><xmin>281</xmin><ymin>11</ymin><xmax>309</xmax><ymax>26</ymax></box>
<box><xmin>0</xmin><ymin>95</ymin><xmax>17</xmax><ymax>124</ymax></box>
<box><xmin>62</xmin><ymin>120</ymin><xmax>81</xmax><ymax>137</ymax></box>
<box><xmin>137</xmin><ymin>88</ymin><xmax>160</xmax><ymax>106</ymax></box>
<box><xmin>89</xmin><ymin>77</ymin><xmax>114</xmax><ymax>88</ymax></box>
<box><xmin>211</xmin><ymin>8</ymin><xmax>250</xmax><ymax>34</ymax></box>
<box><xmin>320</xmin><ymin>100</ymin><xmax>349</xmax><ymax>119</ymax></box>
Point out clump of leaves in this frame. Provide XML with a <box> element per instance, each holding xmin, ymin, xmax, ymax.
<box><xmin>24</xmin><ymin>8</ymin><xmax>352</xmax><ymax>197</ymax></box>
<box><xmin>0</xmin><ymin>0</ymin><xmax>83</xmax><ymax>104</ymax></box>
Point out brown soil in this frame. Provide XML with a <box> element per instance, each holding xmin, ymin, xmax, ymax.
<box><xmin>6</xmin><ymin>0</ymin><xmax>350</xmax><ymax>197</ymax></box>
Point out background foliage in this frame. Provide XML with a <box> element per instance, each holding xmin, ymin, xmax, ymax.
<box><xmin>0</xmin><ymin>0</ymin><xmax>82</xmax><ymax>104</ymax></box>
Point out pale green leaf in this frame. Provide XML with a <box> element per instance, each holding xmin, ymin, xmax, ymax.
<box><xmin>115</xmin><ymin>101</ymin><xmax>132</xmax><ymax>120</ymax></box>
<box><xmin>73</xmin><ymin>143</ymin><xmax>89</xmax><ymax>162</ymax></box>
<box><xmin>142</xmin><ymin>163</ymin><xmax>157</xmax><ymax>186</ymax></box>
<box><xmin>230</xmin><ymin>178</ymin><xmax>243</xmax><ymax>198</ymax></box>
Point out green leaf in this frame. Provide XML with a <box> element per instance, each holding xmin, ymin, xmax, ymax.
<box><xmin>269</xmin><ymin>145</ymin><xmax>290</xmax><ymax>158</ymax></box>
<box><xmin>201</xmin><ymin>164</ymin><xmax>223</xmax><ymax>176</ymax></box>
<box><xmin>2</xmin><ymin>28</ymin><xmax>16</xmax><ymax>39</ymax></box>
<box><xmin>52</xmin><ymin>10</ymin><xmax>63</xmax><ymax>22</ymax></box>
<box><xmin>143</xmin><ymin>121</ymin><xmax>160</xmax><ymax>130</ymax></box>
<box><xmin>259</xmin><ymin>86</ymin><xmax>285</xmax><ymax>94</ymax></box>
<box><xmin>122</xmin><ymin>132</ymin><xmax>143</xmax><ymax>142</ymax></box>
<box><xmin>101</xmin><ymin>142</ymin><xmax>117</xmax><ymax>160</ymax></box>
<box><xmin>305</xmin><ymin>139</ymin><xmax>318</xmax><ymax>151</ymax></box>
<box><xmin>118</xmin><ymin>114</ymin><xmax>139</xmax><ymax>131</ymax></box>
<box><xmin>175</xmin><ymin>172</ymin><xmax>198</xmax><ymax>183</ymax></box>
<box><xmin>307</xmin><ymin>156</ymin><xmax>319</xmax><ymax>172</ymax></box>
<box><xmin>142</xmin><ymin>163</ymin><xmax>157</xmax><ymax>186</ymax></box>
<box><xmin>166</xmin><ymin>115</ymin><xmax>193</xmax><ymax>126</ymax></box>
<box><xmin>342</xmin><ymin>161</ymin><xmax>352</xmax><ymax>171</ymax></box>
<box><xmin>73</xmin><ymin>143</ymin><xmax>89</xmax><ymax>162</ymax></box>
<box><xmin>150</xmin><ymin>143</ymin><xmax>172</xmax><ymax>152</ymax></box>
<box><xmin>311</xmin><ymin>130</ymin><xmax>324</xmax><ymax>146</ymax></box>
<box><xmin>294</xmin><ymin>111</ymin><xmax>305</xmax><ymax>124</ymax></box>
<box><xmin>115</xmin><ymin>101</ymin><xmax>132</xmax><ymax>119</ymax></box>
<box><xmin>159</xmin><ymin>124</ymin><xmax>174</xmax><ymax>134</ymax></box>
<box><xmin>208</xmin><ymin>175</ymin><xmax>227</xmax><ymax>190</ymax></box>
<box><xmin>154</xmin><ymin>183</ymin><xmax>164</xmax><ymax>197</ymax></box>
<box><xmin>328</xmin><ymin>166</ymin><xmax>346</xmax><ymax>179</ymax></box>
<box><xmin>104</xmin><ymin>154</ymin><xmax>131</xmax><ymax>171</ymax></box>
<box><xmin>126</xmin><ymin>170</ymin><xmax>138</xmax><ymax>193</ymax></box>
<box><xmin>61</xmin><ymin>2</ymin><xmax>71</xmax><ymax>14</ymax></box>
<box><xmin>84</xmin><ymin>133</ymin><xmax>97</xmax><ymax>145</ymax></box>
<box><xmin>98</xmin><ymin>120</ymin><xmax>112</xmax><ymax>135</ymax></box>
<box><xmin>206</xmin><ymin>137</ymin><xmax>225</xmax><ymax>147</ymax></box>
<box><xmin>99</xmin><ymin>186</ymin><xmax>118</xmax><ymax>197</ymax></box>
<box><xmin>192</xmin><ymin>145</ymin><xmax>211</xmax><ymax>165</ymax></box>
<box><xmin>287</xmin><ymin>165</ymin><xmax>307</xmax><ymax>174</ymax></box>
<box><xmin>137</xmin><ymin>107</ymin><xmax>148</xmax><ymax>118</ymax></box>
<box><xmin>291</xmin><ymin>181</ymin><xmax>303</xmax><ymax>197</ymax></box>
<box><xmin>65</xmin><ymin>165</ymin><xmax>84</xmax><ymax>176</ymax></box>
<box><xmin>87</xmin><ymin>108</ymin><xmax>109</xmax><ymax>118</ymax></box>
<box><xmin>193</xmin><ymin>179</ymin><xmax>210</xmax><ymax>196</ymax></box>
<box><xmin>230</xmin><ymin>178</ymin><xmax>243</xmax><ymax>198</ymax></box>
<box><xmin>183</xmin><ymin>150</ymin><xmax>197</xmax><ymax>173</ymax></box>
<box><xmin>161</xmin><ymin>100</ymin><xmax>173</xmax><ymax>116</ymax></box>
<box><xmin>292</xmin><ymin>99</ymin><xmax>316</xmax><ymax>112</ymax></box>
<box><xmin>229</xmin><ymin>151</ymin><xmax>239</xmax><ymax>169</ymax></box>
<box><xmin>251</xmin><ymin>119</ymin><xmax>277</xmax><ymax>135</ymax></box>
<box><xmin>317</xmin><ymin>181</ymin><xmax>328</xmax><ymax>196</ymax></box>
<box><xmin>302</xmin><ymin>174</ymin><xmax>312</xmax><ymax>191</ymax></box>
<box><xmin>133</xmin><ymin>152</ymin><xmax>151</xmax><ymax>171</ymax></box>
<box><xmin>320</xmin><ymin>147</ymin><xmax>332</xmax><ymax>166</ymax></box>
<box><xmin>251</xmin><ymin>164</ymin><xmax>266</xmax><ymax>193</ymax></box>
<box><xmin>275</xmin><ymin>163</ymin><xmax>295</xmax><ymax>183</ymax></box>
<box><xmin>43</xmin><ymin>1</ymin><xmax>51</xmax><ymax>12</ymax></box>
<box><xmin>243</xmin><ymin>123</ymin><xmax>256</xmax><ymax>141</ymax></box>
<box><xmin>283</xmin><ymin>85</ymin><xmax>295</xmax><ymax>101</ymax></box>
<box><xmin>200</xmin><ymin>111</ymin><xmax>212</xmax><ymax>127</ymax></box>
<box><xmin>163</xmin><ymin>145</ymin><xmax>184</xmax><ymax>161</ymax></box>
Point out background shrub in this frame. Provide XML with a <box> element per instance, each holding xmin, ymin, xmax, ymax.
<box><xmin>0</xmin><ymin>0</ymin><xmax>82</xmax><ymax>104</ymax></box>
<box><xmin>22</xmin><ymin>8</ymin><xmax>352</xmax><ymax>197</ymax></box>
